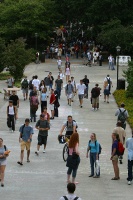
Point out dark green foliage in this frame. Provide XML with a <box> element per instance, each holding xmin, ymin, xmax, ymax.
<box><xmin>123</xmin><ymin>61</ymin><xmax>133</xmax><ymax>97</ymax></box>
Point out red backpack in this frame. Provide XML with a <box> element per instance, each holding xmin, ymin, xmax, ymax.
<box><xmin>117</xmin><ymin>142</ymin><xmax>125</xmax><ymax>155</ymax></box>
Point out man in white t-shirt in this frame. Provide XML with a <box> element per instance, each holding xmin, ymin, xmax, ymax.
<box><xmin>76</xmin><ymin>80</ymin><xmax>86</xmax><ymax>108</ymax></box>
<box><xmin>32</xmin><ymin>75</ymin><xmax>40</xmax><ymax>91</ymax></box>
<box><xmin>59</xmin><ymin>183</ymin><xmax>81</xmax><ymax>200</ymax></box>
<box><xmin>108</xmin><ymin>54</ymin><xmax>113</xmax><ymax>69</ymax></box>
<box><xmin>57</xmin><ymin>57</ymin><xmax>62</xmax><ymax>71</ymax></box>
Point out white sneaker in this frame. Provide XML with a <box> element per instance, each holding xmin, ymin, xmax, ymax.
<box><xmin>91</xmin><ymin>108</ymin><xmax>94</xmax><ymax>111</ymax></box>
<box><xmin>11</xmin><ymin>130</ymin><xmax>14</xmax><ymax>133</ymax></box>
<box><xmin>128</xmin><ymin>181</ymin><xmax>131</xmax><ymax>185</ymax></box>
<box><xmin>43</xmin><ymin>150</ymin><xmax>46</xmax><ymax>153</ymax></box>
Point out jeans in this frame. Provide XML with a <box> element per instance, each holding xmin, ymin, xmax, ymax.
<box><xmin>67</xmin><ymin>167</ymin><xmax>77</xmax><ymax>178</ymax></box>
<box><xmin>109</xmin><ymin>62</ymin><xmax>112</xmax><ymax>69</ymax></box>
<box><xmin>56</xmin><ymin>87</ymin><xmax>61</xmax><ymax>99</ymax></box>
<box><xmin>8</xmin><ymin>115</ymin><xmax>15</xmax><ymax>131</ymax></box>
<box><xmin>90</xmin><ymin>152</ymin><xmax>100</xmax><ymax>176</ymax></box>
<box><xmin>127</xmin><ymin>160</ymin><xmax>133</xmax><ymax>181</ymax></box>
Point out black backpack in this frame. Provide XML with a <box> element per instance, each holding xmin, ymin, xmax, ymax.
<box><xmin>67</xmin><ymin>120</ymin><xmax>78</xmax><ymax>129</ymax></box>
<box><xmin>89</xmin><ymin>140</ymin><xmax>102</xmax><ymax>154</ymax></box>
<box><xmin>21</xmin><ymin>79</ymin><xmax>28</xmax><ymax>89</ymax></box>
<box><xmin>118</xmin><ymin>109</ymin><xmax>126</xmax><ymax>123</ymax></box>
<box><xmin>63</xmin><ymin>196</ymin><xmax>79</xmax><ymax>200</ymax></box>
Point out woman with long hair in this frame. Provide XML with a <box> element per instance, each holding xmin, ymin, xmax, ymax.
<box><xmin>111</xmin><ymin>133</ymin><xmax>120</xmax><ymax>180</ymax></box>
<box><xmin>86</xmin><ymin>133</ymin><xmax>100</xmax><ymax>178</ymax></box>
<box><xmin>39</xmin><ymin>80</ymin><xmax>46</xmax><ymax>92</ymax></box>
<box><xmin>66</xmin><ymin>132</ymin><xmax>80</xmax><ymax>184</ymax></box>
<box><xmin>0</xmin><ymin>138</ymin><xmax>9</xmax><ymax>187</ymax></box>
<box><xmin>103</xmin><ymin>80</ymin><xmax>110</xmax><ymax>103</ymax></box>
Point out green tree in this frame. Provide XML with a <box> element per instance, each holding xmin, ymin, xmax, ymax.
<box><xmin>123</xmin><ymin>61</ymin><xmax>133</xmax><ymax>97</ymax></box>
<box><xmin>2</xmin><ymin>38</ymin><xmax>34</xmax><ymax>80</ymax></box>
<box><xmin>0</xmin><ymin>37</ymin><xmax>6</xmax><ymax>72</ymax></box>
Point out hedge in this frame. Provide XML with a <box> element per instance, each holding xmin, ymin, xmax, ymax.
<box><xmin>113</xmin><ymin>90</ymin><xmax>133</xmax><ymax>128</ymax></box>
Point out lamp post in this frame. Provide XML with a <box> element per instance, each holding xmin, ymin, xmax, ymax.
<box><xmin>116</xmin><ymin>45</ymin><xmax>121</xmax><ymax>89</ymax></box>
<box><xmin>35</xmin><ymin>33</ymin><xmax>38</xmax><ymax>50</ymax></box>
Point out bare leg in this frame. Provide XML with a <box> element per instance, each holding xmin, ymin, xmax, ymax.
<box><xmin>0</xmin><ymin>165</ymin><xmax>6</xmax><ymax>184</ymax></box>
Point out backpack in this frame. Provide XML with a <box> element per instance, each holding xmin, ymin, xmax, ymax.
<box><xmin>89</xmin><ymin>140</ymin><xmax>102</xmax><ymax>154</ymax></box>
<box><xmin>118</xmin><ymin>109</ymin><xmax>126</xmax><ymax>123</ymax></box>
<box><xmin>117</xmin><ymin>142</ymin><xmax>125</xmax><ymax>155</ymax></box>
<box><xmin>29</xmin><ymin>80</ymin><xmax>33</xmax><ymax>90</ymax></box>
<box><xmin>63</xmin><ymin>196</ymin><xmax>79</xmax><ymax>200</ymax></box>
<box><xmin>66</xmin><ymin>120</ymin><xmax>78</xmax><ymax>129</ymax></box>
<box><xmin>21</xmin><ymin>79</ymin><xmax>28</xmax><ymax>89</ymax></box>
<box><xmin>66</xmin><ymin>84</ymin><xmax>73</xmax><ymax>91</ymax></box>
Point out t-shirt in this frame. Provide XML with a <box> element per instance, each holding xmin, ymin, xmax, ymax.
<box><xmin>32</xmin><ymin>79</ymin><xmax>40</xmax><ymax>90</ymax></box>
<box><xmin>76</xmin><ymin>84</ymin><xmax>86</xmax><ymax>95</ymax></box>
<box><xmin>55</xmin><ymin>79</ymin><xmax>63</xmax><ymax>88</ymax></box>
<box><xmin>59</xmin><ymin>194</ymin><xmax>81</xmax><ymax>200</ymax></box>
<box><xmin>64</xmin><ymin>121</ymin><xmax>76</xmax><ymax>132</ymax></box>
<box><xmin>57</xmin><ymin>60</ymin><xmax>62</xmax><ymax>66</ymax></box>
<box><xmin>36</xmin><ymin>120</ymin><xmax>50</xmax><ymax>136</ymax></box>
<box><xmin>19</xmin><ymin>125</ymin><xmax>34</xmax><ymax>142</ymax></box>
<box><xmin>7</xmin><ymin>78</ymin><xmax>14</xmax><ymax>87</ymax></box>
<box><xmin>41</xmin><ymin>93</ymin><xmax>47</xmax><ymax>101</ymax></box>
<box><xmin>65</xmin><ymin>84</ymin><xmax>73</xmax><ymax>94</ymax></box>
<box><xmin>88</xmin><ymin>141</ymin><xmax>99</xmax><ymax>153</ymax></box>
<box><xmin>112</xmin><ymin>140</ymin><xmax>118</xmax><ymax>156</ymax></box>
<box><xmin>126</xmin><ymin>138</ymin><xmax>133</xmax><ymax>161</ymax></box>
<box><xmin>50</xmin><ymin>93</ymin><xmax>56</xmax><ymax>104</ymax></box>
<box><xmin>44</xmin><ymin>77</ymin><xmax>50</xmax><ymax>86</ymax></box>
<box><xmin>9</xmin><ymin>95</ymin><xmax>19</xmax><ymax>106</ymax></box>
<box><xmin>91</xmin><ymin>87</ymin><xmax>100</xmax><ymax>98</ymax></box>
<box><xmin>0</xmin><ymin>146</ymin><xmax>8</xmax><ymax>161</ymax></box>
<box><xmin>82</xmin><ymin>78</ymin><xmax>89</xmax><ymax>87</ymax></box>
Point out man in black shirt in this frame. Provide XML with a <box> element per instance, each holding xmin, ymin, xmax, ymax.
<box><xmin>82</xmin><ymin>75</ymin><xmax>89</xmax><ymax>99</ymax></box>
<box><xmin>9</xmin><ymin>91</ymin><xmax>19</xmax><ymax>119</ymax></box>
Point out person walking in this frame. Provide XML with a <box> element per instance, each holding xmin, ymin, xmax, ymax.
<box><xmin>17</xmin><ymin>118</ymin><xmax>34</xmax><ymax>165</ymax></box>
<box><xmin>55</xmin><ymin>75</ymin><xmax>63</xmax><ymax>99</ymax></box>
<box><xmin>40</xmin><ymin>88</ymin><xmax>47</xmax><ymax>112</ymax></box>
<box><xmin>103</xmin><ymin>80</ymin><xmax>110</xmax><ymax>103</ymax></box>
<box><xmin>49</xmin><ymin>89</ymin><xmax>56</xmax><ymax>120</ymax></box>
<box><xmin>66</xmin><ymin>133</ymin><xmax>80</xmax><ymax>184</ymax></box>
<box><xmin>108</xmin><ymin>54</ymin><xmax>113</xmax><ymax>70</ymax></box>
<box><xmin>54</xmin><ymin>90</ymin><xmax>60</xmax><ymax>117</ymax></box>
<box><xmin>65</xmin><ymin>80</ymin><xmax>74</xmax><ymax>106</ymax></box>
<box><xmin>82</xmin><ymin>75</ymin><xmax>89</xmax><ymax>99</ymax></box>
<box><xmin>41</xmin><ymin>107</ymin><xmax>50</xmax><ymax>123</ymax></box>
<box><xmin>104</xmin><ymin>75</ymin><xmax>113</xmax><ymax>94</ymax></box>
<box><xmin>21</xmin><ymin>76</ymin><xmax>29</xmax><ymax>101</ymax></box>
<box><xmin>32</xmin><ymin>75</ymin><xmax>40</xmax><ymax>94</ymax></box>
<box><xmin>9</xmin><ymin>90</ymin><xmax>19</xmax><ymax>119</ymax></box>
<box><xmin>76</xmin><ymin>80</ymin><xmax>86</xmax><ymax>108</ymax></box>
<box><xmin>30</xmin><ymin>92</ymin><xmax>39</xmax><ymax>122</ymax></box>
<box><xmin>35</xmin><ymin>114</ymin><xmax>50</xmax><ymax>155</ymax></box>
<box><xmin>71</xmin><ymin>77</ymin><xmax>76</xmax><ymax>102</ymax></box>
<box><xmin>91</xmin><ymin>84</ymin><xmax>100</xmax><ymax>110</ymax></box>
<box><xmin>110</xmin><ymin>133</ymin><xmax>120</xmax><ymax>180</ymax></box>
<box><xmin>57</xmin><ymin>57</ymin><xmax>62</xmax><ymax>71</ymax></box>
<box><xmin>7</xmin><ymin>100</ymin><xmax>16</xmax><ymax>132</ymax></box>
<box><xmin>113</xmin><ymin>121</ymin><xmax>126</xmax><ymax>164</ymax></box>
<box><xmin>49</xmin><ymin>72</ymin><xmax>54</xmax><ymax>89</ymax></box>
<box><xmin>0</xmin><ymin>138</ymin><xmax>10</xmax><ymax>187</ymax></box>
<box><xmin>86</xmin><ymin>133</ymin><xmax>100</xmax><ymax>178</ymax></box>
<box><xmin>126</xmin><ymin>130</ymin><xmax>133</xmax><ymax>185</ymax></box>
<box><xmin>65</xmin><ymin>64</ymin><xmax>71</xmax><ymax>83</ymax></box>
<box><xmin>115</xmin><ymin>103</ymin><xmax>129</xmax><ymax>130</ymax></box>
<box><xmin>59</xmin><ymin>183</ymin><xmax>82</xmax><ymax>200</ymax></box>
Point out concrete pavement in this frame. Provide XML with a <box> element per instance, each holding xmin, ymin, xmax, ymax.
<box><xmin>0</xmin><ymin>57</ymin><xmax>132</xmax><ymax>200</ymax></box>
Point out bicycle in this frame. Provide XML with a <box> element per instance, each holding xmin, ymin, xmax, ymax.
<box><xmin>63</xmin><ymin>136</ymin><xmax>70</xmax><ymax>162</ymax></box>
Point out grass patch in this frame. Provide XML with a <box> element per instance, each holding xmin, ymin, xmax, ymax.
<box><xmin>14</xmin><ymin>81</ymin><xmax>21</xmax><ymax>88</ymax></box>
<box><xmin>113</xmin><ymin>90</ymin><xmax>133</xmax><ymax>128</ymax></box>
<box><xmin>0</xmin><ymin>72</ymin><xmax>10</xmax><ymax>80</ymax></box>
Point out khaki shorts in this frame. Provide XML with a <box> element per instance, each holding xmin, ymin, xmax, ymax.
<box><xmin>112</xmin><ymin>155</ymin><xmax>118</xmax><ymax>161</ymax></box>
<box><xmin>50</xmin><ymin>104</ymin><xmax>54</xmax><ymax>111</ymax></box>
<box><xmin>21</xmin><ymin>140</ymin><xmax>31</xmax><ymax>151</ymax></box>
<box><xmin>92</xmin><ymin>97</ymin><xmax>99</xmax><ymax>105</ymax></box>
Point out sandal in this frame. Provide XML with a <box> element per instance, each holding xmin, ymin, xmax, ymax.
<box><xmin>111</xmin><ymin>177</ymin><xmax>119</xmax><ymax>180</ymax></box>
<box><xmin>17</xmin><ymin>161</ymin><xmax>23</xmax><ymax>166</ymax></box>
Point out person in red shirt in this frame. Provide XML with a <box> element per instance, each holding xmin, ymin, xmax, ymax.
<box><xmin>49</xmin><ymin>89</ymin><xmax>56</xmax><ymax>119</ymax></box>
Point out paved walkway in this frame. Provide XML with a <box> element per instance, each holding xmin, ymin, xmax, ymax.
<box><xmin>0</xmin><ymin>58</ymin><xmax>132</xmax><ymax>200</ymax></box>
